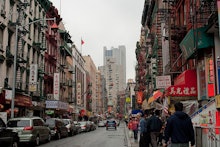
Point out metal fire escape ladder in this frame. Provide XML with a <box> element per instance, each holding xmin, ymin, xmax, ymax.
<box><xmin>15</xmin><ymin>1</ymin><xmax>29</xmax><ymax>90</ymax></box>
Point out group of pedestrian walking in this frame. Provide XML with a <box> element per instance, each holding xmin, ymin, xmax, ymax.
<box><xmin>128</xmin><ymin>102</ymin><xmax>195</xmax><ymax>147</ymax></box>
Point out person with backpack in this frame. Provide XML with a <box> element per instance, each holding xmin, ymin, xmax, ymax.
<box><xmin>148</xmin><ymin>109</ymin><xmax>163</xmax><ymax>147</ymax></box>
<box><xmin>139</xmin><ymin>109</ymin><xmax>151</xmax><ymax>147</ymax></box>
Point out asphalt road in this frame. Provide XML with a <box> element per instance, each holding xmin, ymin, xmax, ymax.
<box><xmin>38</xmin><ymin>122</ymin><xmax>126</xmax><ymax>147</ymax></box>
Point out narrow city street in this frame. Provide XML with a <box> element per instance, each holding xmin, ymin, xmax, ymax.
<box><xmin>39</xmin><ymin>123</ymin><xmax>126</xmax><ymax>147</ymax></box>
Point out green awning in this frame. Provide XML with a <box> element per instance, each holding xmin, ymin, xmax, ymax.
<box><xmin>180</xmin><ymin>26</ymin><xmax>214</xmax><ymax>60</ymax></box>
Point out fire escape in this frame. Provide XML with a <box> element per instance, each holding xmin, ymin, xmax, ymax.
<box><xmin>14</xmin><ymin>1</ymin><xmax>29</xmax><ymax>92</ymax></box>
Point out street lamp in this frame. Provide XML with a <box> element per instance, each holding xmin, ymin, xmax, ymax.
<box><xmin>11</xmin><ymin>17</ymin><xmax>58</xmax><ymax>118</ymax></box>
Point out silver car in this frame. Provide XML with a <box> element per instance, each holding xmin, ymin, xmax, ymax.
<box><xmin>7</xmin><ymin>116</ymin><xmax>51</xmax><ymax>146</ymax></box>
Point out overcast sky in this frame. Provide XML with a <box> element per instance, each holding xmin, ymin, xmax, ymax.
<box><xmin>50</xmin><ymin>0</ymin><xmax>145</xmax><ymax>80</ymax></box>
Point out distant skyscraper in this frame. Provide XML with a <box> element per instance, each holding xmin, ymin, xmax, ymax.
<box><xmin>100</xmin><ymin>46</ymin><xmax>126</xmax><ymax>112</ymax></box>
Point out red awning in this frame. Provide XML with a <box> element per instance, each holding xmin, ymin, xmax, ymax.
<box><xmin>166</xmin><ymin>69</ymin><xmax>197</xmax><ymax>97</ymax></box>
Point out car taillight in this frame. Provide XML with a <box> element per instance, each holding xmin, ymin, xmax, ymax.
<box><xmin>24</xmin><ymin>126</ymin><xmax>33</xmax><ymax>130</ymax></box>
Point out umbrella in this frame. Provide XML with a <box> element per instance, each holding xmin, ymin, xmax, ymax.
<box><xmin>131</xmin><ymin>109</ymin><xmax>143</xmax><ymax>116</ymax></box>
<box><xmin>147</xmin><ymin>90</ymin><xmax>163</xmax><ymax>104</ymax></box>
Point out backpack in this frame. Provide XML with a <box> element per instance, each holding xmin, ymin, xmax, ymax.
<box><xmin>148</xmin><ymin>116</ymin><xmax>162</xmax><ymax>132</ymax></box>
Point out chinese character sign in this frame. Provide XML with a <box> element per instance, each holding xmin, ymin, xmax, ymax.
<box><xmin>166</xmin><ymin>85</ymin><xmax>197</xmax><ymax>97</ymax></box>
<box><xmin>77</xmin><ymin>83</ymin><xmax>81</xmax><ymax>105</ymax></box>
<box><xmin>29</xmin><ymin>64</ymin><xmax>38</xmax><ymax>83</ymax></box>
<box><xmin>53</xmin><ymin>73</ymin><xmax>60</xmax><ymax>100</ymax></box>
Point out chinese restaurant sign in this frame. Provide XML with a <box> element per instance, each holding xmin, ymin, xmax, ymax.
<box><xmin>166</xmin><ymin>85</ymin><xmax>197</xmax><ymax>97</ymax></box>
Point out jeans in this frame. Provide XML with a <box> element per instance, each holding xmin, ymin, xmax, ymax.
<box><xmin>139</xmin><ymin>132</ymin><xmax>151</xmax><ymax>147</ymax></box>
<box><xmin>133</xmin><ymin>130</ymin><xmax>138</xmax><ymax>140</ymax></box>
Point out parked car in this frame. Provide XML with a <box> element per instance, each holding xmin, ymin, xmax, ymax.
<box><xmin>45</xmin><ymin>118</ymin><xmax>68</xmax><ymax>140</ymax></box>
<box><xmin>91</xmin><ymin>121</ymin><xmax>96</xmax><ymax>131</ymax></box>
<box><xmin>86</xmin><ymin>121</ymin><xmax>92</xmax><ymax>131</ymax></box>
<box><xmin>0</xmin><ymin>117</ymin><xmax>19</xmax><ymax>147</ymax></box>
<box><xmin>7</xmin><ymin>116</ymin><xmax>51</xmax><ymax>146</ymax></box>
<box><xmin>73</xmin><ymin>121</ymin><xmax>82</xmax><ymax>134</ymax></box>
<box><xmin>78</xmin><ymin>121</ymin><xmax>89</xmax><ymax>132</ymax></box>
<box><xmin>62</xmin><ymin>119</ymin><xmax>77</xmax><ymax>136</ymax></box>
<box><xmin>98</xmin><ymin>120</ymin><xmax>105</xmax><ymax>127</ymax></box>
<box><xmin>106</xmin><ymin>119</ymin><xmax>117</xmax><ymax>130</ymax></box>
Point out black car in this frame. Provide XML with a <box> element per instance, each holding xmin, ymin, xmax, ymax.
<box><xmin>106</xmin><ymin>119</ymin><xmax>117</xmax><ymax>130</ymax></box>
<box><xmin>45</xmin><ymin>118</ymin><xmax>68</xmax><ymax>140</ymax></box>
<box><xmin>0</xmin><ymin>117</ymin><xmax>19</xmax><ymax>147</ymax></box>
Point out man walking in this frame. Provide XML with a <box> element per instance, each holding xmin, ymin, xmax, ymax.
<box><xmin>148</xmin><ymin>109</ymin><xmax>163</xmax><ymax>147</ymax></box>
<box><xmin>139</xmin><ymin>110</ymin><xmax>151</xmax><ymax>147</ymax></box>
<box><xmin>163</xmin><ymin>102</ymin><xmax>195</xmax><ymax>147</ymax></box>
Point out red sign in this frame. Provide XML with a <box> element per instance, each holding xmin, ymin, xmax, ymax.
<box><xmin>136</xmin><ymin>91</ymin><xmax>143</xmax><ymax>104</ymax></box>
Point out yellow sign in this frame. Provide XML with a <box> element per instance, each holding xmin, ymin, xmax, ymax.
<box><xmin>215</xmin><ymin>94</ymin><xmax>220</xmax><ymax>108</ymax></box>
<box><xmin>29</xmin><ymin>84</ymin><xmax>37</xmax><ymax>92</ymax></box>
<box><xmin>126</xmin><ymin>97</ymin><xmax>131</xmax><ymax>103</ymax></box>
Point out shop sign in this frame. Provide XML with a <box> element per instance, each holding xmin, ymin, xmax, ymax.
<box><xmin>53</xmin><ymin>73</ymin><xmax>60</xmax><ymax>100</ymax></box>
<box><xmin>45</xmin><ymin>110</ymin><xmax>54</xmax><ymax>115</ymax></box>
<box><xmin>216</xmin><ymin>95</ymin><xmax>220</xmax><ymax>109</ymax></box>
<box><xmin>29</xmin><ymin>64</ymin><xmax>38</xmax><ymax>92</ymax></box>
<box><xmin>5</xmin><ymin>90</ymin><xmax>12</xmax><ymax>100</ymax></box>
<box><xmin>156</xmin><ymin>75</ymin><xmax>171</xmax><ymax>89</ymax></box>
<box><xmin>45</xmin><ymin>100</ymin><xmax>68</xmax><ymax>110</ymax></box>
<box><xmin>167</xmin><ymin>85</ymin><xmax>197</xmax><ymax>97</ymax></box>
<box><xmin>76</xmin><ymin>82</ymin><xmax>81</xmax><ymax>105</ymax></box>
<box><xmin>126</xmin><ymin>97</ymin><xmax>131</xmax><ymax>103</ymax></box>
<box><xmin>136</xmin><ymin>91</ymin><xmax>143</xmax><ymax>104</ymax></box>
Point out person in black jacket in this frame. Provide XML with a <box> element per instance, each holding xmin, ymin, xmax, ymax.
<box><xmin>148</xmin><ymin>109</ymin><xmax>163</xmax><ymax>147</ymax></box>
<box><xmin>163</xmin><ymin>102</ymin><xmax>195</xmax><ymax>147</ymax></box>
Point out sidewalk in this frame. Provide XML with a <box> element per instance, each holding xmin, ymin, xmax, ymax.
<box><xmin>124</xmin><ymin>122</ymin><xmax>139</xmax><ymax>147</ymax></box>
<box><xmin>124</xmin><ymin>122</ymin><xmax>163</xmax><ymax>147</ymax></box>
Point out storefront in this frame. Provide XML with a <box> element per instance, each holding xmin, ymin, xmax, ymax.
<box><xmin>0</xmin><ymin>90</ymin><xmax>32</xmax><ymax>117</ymax></box>
<box><xmin>165</xmin><ymin>69</ymin><xmax>198</xmax><ymax>115</ymax></box>
<box><xmin>45</xmin><ymin>100</ymin><xmax>69</xmax><ymax>118</ymax></box>
<box><xmin>31</xmin><ymin>101</ymin><xmax>45</xmax><ymax>117</ymax></box>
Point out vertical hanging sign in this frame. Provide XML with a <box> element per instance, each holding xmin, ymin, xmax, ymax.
<box><xmin>218</xmin><ymin>59</ymin><xmax>220</xmax><ymax>93</ymax></box>
<box><xmin>53</xmin><ymin>73</ymin><xmax>60</xmax><ymax>100</ymax></box>
<box><xmin>29</xmin><ymin>64</ymin><xmax>38</xmax><ymax>92</ymax></box>
<box><xmin>218</xmin><ymin>0</ymin><xmax>220</xmax><ymax>37</ymax></box>
<box><xmin>77</xmin><ymin>82</ymin><xmax>81</xmax><ymax>105</ymax></box>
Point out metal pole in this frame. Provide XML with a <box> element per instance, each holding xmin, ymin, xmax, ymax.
<box><xmin>11</xmin><ymin>25</ymin><xmax>18</xmax><ymax>118</ymax></box>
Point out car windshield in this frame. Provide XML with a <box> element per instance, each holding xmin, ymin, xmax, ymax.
<box><xmin>45</xmin><ymin>119</ymin><xmax>55</xmax><ymax>127</ymax></box>
<box><xmin>107</xmin><ymin>120</ymin><xmax>116</xmax><ymax>124</ymax></box>
<box><xmin>7</xmin><ymin>120</ymin><xmax>30</xmax><ymax>127</ymax></box>
<box><xmin>62</xmin><ymin>120</ymin><xmax>69</xmax><ymax>125</ymax></box>
<box><xmin>79</xmin><ymin>122</ymin><xmax>86</xmax><ymax>125</ymax></box>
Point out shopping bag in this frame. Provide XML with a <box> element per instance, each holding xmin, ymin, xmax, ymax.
<box><xmin>129</xmin><ymin>130</ymin><xmax>133</xmax><ymax>138</ymax></box>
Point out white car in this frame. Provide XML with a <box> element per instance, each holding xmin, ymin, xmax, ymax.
<box><xmin>98</xmin><ymin>121</ymin><xmax>105</xmax><ymax>127</ymax></box>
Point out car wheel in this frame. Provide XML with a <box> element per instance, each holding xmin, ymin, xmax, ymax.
<box><xmin>57</xmin><ymin>132</ymin><xmax>61</xmax><ymax>140</ymax></box>
<box><xmin>35</xmin><ymin>136</ymin><xmax>40</xmax><ymax>146</ymax></box>
<box><xmin>11</xmin><ymin>141</ymin><xmax>18</xmax><ymax>147</ymax></box>
<box><xmin>48</xmin><ymin>133</ymin><xmax>51</xmax><ymax>142</ymax></box>
<box><xmin>71</xmin><ymin>130</ymin><xmax>74</xmax><ymax>136</ymax></box>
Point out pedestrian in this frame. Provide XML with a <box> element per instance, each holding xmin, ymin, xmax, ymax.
<box><xmin>131</xmin><ymin>117</ymin><xmax>139</xmax><ymax>141</ymax></box>
<box><xmin>163</xmin><ymin>102</ymin><xmax>195</xmax><ymax>147</ymax></box>
<box><xmin>148</xmin><ymin>109</ymin><xmax>163</xmax><ymax>147</ymax></box>
<box><xmin>139</xmin><ymin>109</ymin><xmax>151</xmax><ymax>147</ymax></box>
